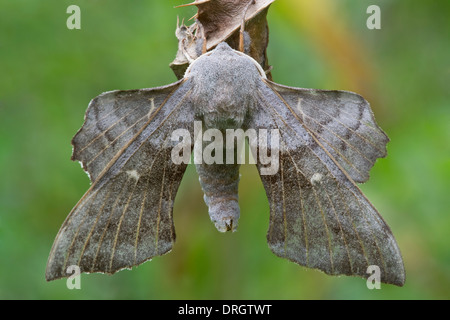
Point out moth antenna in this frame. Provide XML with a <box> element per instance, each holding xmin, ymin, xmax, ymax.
<box><xmin>175</xmin><ymin>16</ymin><xmax>184</xmax><ymax>40</ymax></box>
<box><xmin>175</xmin><ymin>16</ymin><xmax>190</xmax><ymax>41</ymax></box>
<box><xmin>239</xmin><ymin>0</ymin><xmax>256</xmax><ymax>52</ymax></box>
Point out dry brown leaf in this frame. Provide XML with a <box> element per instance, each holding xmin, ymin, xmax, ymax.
<box><xmin>170</xmin><ymin>0</ymin><xmax>274</xmax><ymax>80</ymax></box>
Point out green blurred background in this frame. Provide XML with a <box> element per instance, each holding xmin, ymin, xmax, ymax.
<box><xmin>0</xmin><ymin>0</ymin><xmax>449</xmax><ymax>299</ymax></box>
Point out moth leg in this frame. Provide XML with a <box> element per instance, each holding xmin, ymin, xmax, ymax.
<box><xmin>181</xmin><ymin>38</ymin><xmax>195</xmax><ymax>64</ymax></box>
<box><xmin>196</xmin><ymin>19</ymin><xmax>207</xmax><ymax>55</ymax></box>
<box><xmin>175</xmin><ymin>16</ymin><xmax>196</xmax><ymax>65</ymax></box>
<box><xmin>239</xmin><ymin>0</ymin><xmax>256</xmax><ymax>52</ymax></box>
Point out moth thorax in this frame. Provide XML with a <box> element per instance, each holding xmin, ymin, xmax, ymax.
<box><xmin>196</xmin><ymin>94</ymin><xmax>256</xmax><ymax>129</ymax></box>
<box><xmin>187</xmin><ymin>44</ymin><xmax>262</xmax><ymax>129</ymax></box>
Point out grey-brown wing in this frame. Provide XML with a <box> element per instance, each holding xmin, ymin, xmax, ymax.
<box><xmin>46</xmin><ymin>79</ymin><xmax>194</xmax><ymax>281</ymax></box>
<box><xmin>249</xmin><ymin>80</ymin><xmax>404</xmax><ymax>286</ymax></box>
<box><xmin>267</xmin><ymin>81</ymin><xmax>389</xmax><ymax>183</ymax></box>
<box><xmin>72</xmin><ymin>80</ymin><xmax>186</xmax><ymax>183</ymax></box>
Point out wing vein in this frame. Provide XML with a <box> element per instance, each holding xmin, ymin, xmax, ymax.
<box><xmin>83</xmin><ymin>113</ymin><xmax>148</xmax><ymax>166</ymax></box>
<box><xmin>77</xmin><ymin>102</ymin><xmax>148</xmax><ymax>154</ymax></box>
<box><xmin>336</xmin><ymin>185</ymin><xmax>370</xmax><ymax>268</ymax></box>
<box><xmin>133</xmin><ymin>143</ymin><xmax>169</xmax><ymax>262</ymax></box>
<box><xmin>87</xmin><ymin>83</ymin><xmax>190</xmax><ymax>194</ymax></box>
<box><xmin>321</xmin><ymin>179</ymin><xmax>354</xmax><ymax>273</ymax></box>
<box><xmin>306</xmin><ymin>100</ymin><xmax>387</xmax><ymax>154</ymax></box>
<box><xmin>267</xmin><ymin>179</ymin><xmax>276</xmax><ymax>243</ymax></box>
<box><xmin>302</xmin><ymin>113</ymin><xmax>374</xmax><ymax>164</ymax></box>
<box><xmin>80</xmin><ymin>97</ymin><xmax>142</xmax><ymax>133</ymax></box>
<box><xmin>134</xmin><ymin>177</ymin><xmax>150</xmax><ymax>265</ymax></box>
<box><xmin>91</xmin><ymin>176</ymin><xmax>131</xmax><ymax>272</ymax></box>
<box><xmin>155</xmin><ymin>161</ymin><xmax>167</xmax><ymax>254</ymax></box>
<box><xmin>98</xmin><ymin>89</ymin><xmax>193</xmax><ymax>188</ymax></box>
<box><xmin>77</xmin><ymin>186</ymin><xmax>114</xmax><ymax>267</ymax></box>
<box><xmin>167</xmin><ymin>170</ymin><xmax>175</xmax><ymax>246</ymax></box>
<box><xmin>109</xmin><ymin>177</ymin><xmax>140</xmax><ymax>271</ymax></box>
<box><xmin>281</xmin><ymin>145</ymin><xmax>309</xmax><ymax>265</ymax></box>
<box><xmin>62</xmin><ymin>190</ymin><xmax>100</xmax><ymax>273</ymax></box>
<box><xmin>280</xmin><ymin>154</ymin><xmax>288</xmax><ymax>257</ymax></box>
<box><xmin>352</xmin><ymin>190</ymin><xmax>387</xmax><ymax>274</ymax></box>
<box><xmin>312</xmin><ymin>185</ymin><xmax>334</xmax><ymax>273</ymax></box>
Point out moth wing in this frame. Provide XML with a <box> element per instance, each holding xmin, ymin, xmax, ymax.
<box><xmin>249</xmin><ymin>80</ymin><xmax>404</xmax><ymax>286</ymax></box>
<box><xmin>46</xmin><ymin>79</ymin><xmax>195</xmax><ymax>281</ymax></box>
<box><xmin>72</xmin><ymin>79</ymin><xmax>186</xmax><ymax>183</ymax></box>
<box><xmin>267</xmin><ymin>81</ymin><xmax>389</xmax><ymax>183</ymax></box>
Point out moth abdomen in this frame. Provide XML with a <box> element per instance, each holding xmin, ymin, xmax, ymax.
<box><xmin>196</xmin><ymin>162</ymin><xmax>240</xmax><ymax>232</ymax></box>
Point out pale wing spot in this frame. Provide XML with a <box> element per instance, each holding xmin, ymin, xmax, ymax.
<box><xmin>310</xmin><ymin>173</ymin><xmax>323</xmax><ymax>185</ymax></box>
<box><xmin>126</xmin><ymin>170</ymin><xmax>140</xmax><ymax>181</ymax></box>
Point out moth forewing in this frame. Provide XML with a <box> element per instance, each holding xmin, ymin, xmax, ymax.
<box><xmin>265</xmin><ymin>81</ymin><xmax>390</xmax><ymax>183</ymax></box>
<box><xmin>46</xmin><ymin>80</ymin><xmax>196</xmax><ymax>281</ymax></box>
<box><xmin>250</xmin><ymin>79</ymin><xmax>404</xmax><ymax>286</ymax></box>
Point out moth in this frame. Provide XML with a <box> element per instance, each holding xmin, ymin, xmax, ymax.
<box><xmin>46</xmin><ymin>42</ymin><xmax>405</xmax><ymax>286</ymax></box>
